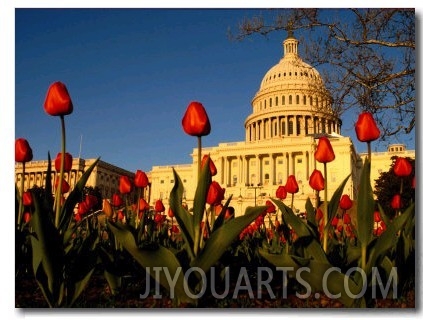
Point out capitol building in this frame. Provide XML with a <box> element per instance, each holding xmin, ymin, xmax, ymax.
<box><xmin>16</xmin><ymin>33</ymin><xmax>414</xmax><ymax>215</ymax></box>
<box><xmin>148</xmin><ymin>32</ymin><xmax>414</xmax><ymax>215</ymax></box>
<box><xmin>148</xmin><ymin>33</ymin><xmax>359</xmax><ymax>215</ymax></box>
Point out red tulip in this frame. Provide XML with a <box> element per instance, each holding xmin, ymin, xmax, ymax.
<box><xmin>390</xmin><ymin>194</ymin><xmax>402</xmax><ymax>210</ymax></box>
<box><xmin>265</xmin><ymin>200</ymin><xmax>276</xmax><ymax>214</ymax></box>
<box><xmin>314</xmin><ymin>137</ymin><xmax>335</xmax><ymax>163</ymax></box>
<box><xmin>354</xmin><ymin>112</ymin><xmax>380</xmax><ymax>143</ymax></box>
<box><xmin>309</xmin><ymin>169</ymin><xmax>325</xmax><ymax>192</ymax></box>
<box><xmin>154</xmin><ymin>213</ymin><xmax>166</xmax><ymax>226</ymax></box>
<box><xmin>170</xmin><ymin>225</ymin><xmax>180</xmax><ymax>234</ymax></box>
<box><xmin>206</xmin><ymin>181</ymin><xmax>225</xmax><ymax>206</ymax></box>
<box><xmin>343</xmin><ymin>213</ymin><xmax>351</xmax><ymax>225</ymax></box>
<box><xmin>23</xmin><ymin>212</ymin><xmax>31</xmax><ymax>223</ymax></box>
<box><xmin>119</xmin><ymin>175</ymin><xmax>133</xmax><ymax>194</ymax></box>
<box><xmin>84</xmin><ymin>194</ymin><xmax>98</xmax><ymax>210</ymax></box>
<box><xmin>201</xmin><ymin>154</ymin><xmax>217</xmax><ymax>176</ymax></box>
<box><xmin>54</xmin><ymin>152</ymin><xmax>73</xmax><ymax>172</ymax></box>
<box><xmin>117</xmin><ymin>210</ymin><xmax>125</xmax><ymax>221</ymax></box>
<box><xmin>285</xmin><ymin>175</ymin><xmax>299</xmax><ymax>194</ymax></box>
<box><xmin>77</xmin><ymin>201</ymin><xmax>90</xmax><ymax>215</ymax></box>
<box><xmin>134</xmin><ymin>170</ymin><xmax>149</xmax><ymax>188</ymax></box>
<box><xmin>393</xmin><ymin>157</ymin><xmax>412</xmax><ymax>177</ymax></box>
<box><xmin>339</xmin><ymin>194</ymin><xmax>353</xmax><ymax>210</ymax></box>
<box><xmin>331</xmin><ymin>216</ymin><xmax>339</xmax><ymax>227</ymax></box>
<box><xmin>374</xmin><ymin>211</ymin><xmax>382</xmax><ymax>223</ymax></box>
<box><xmin>15</xmin><ymin>138</ymin><xmax>33</xmax><ymax>163</ymax></box>
<box><xmin>102</xmin><ymin>199</ymin><xmax>113</xmax><ymax>218</ymax></box>
<box><xmin>181</xmin><ymin>101</ymin><xmax>211</xmax><ymax>137</ymax></box>
<box><xmin>155</xmin><ymin>199</ymin><xmax>165</xmax><ymax>213</ymax></box>
<box><xmin>112</xmin><ymin>193</ymin><xmax>123</xmax><ymax>207</ymax></box>
<box><xmin>55</xmin><ymin>176</ymin><xmax>70</xmax><ymax>193</ymax></box>
<box><xmin>43</xmin><ymin>81</ymin><xmax>73</xmax><ymax>116</ymax></box>
<box><xmin>23</xmin><ymin>191</ymin><xmax>33</xmax><ymax>206</ymax></box>
<box><xmin>276</xmin><ymin>185</ymin><xmax>287</xmax><ymax>200</ymax></box>
<box><xmin>374</xmin><ymin>221</ymin><xmax>387</xmax><ymax>236</ymax></box>
<box><xmin>168</xmin><ymin>208</ymin><xmax>174</xmax><ymax>218</ymax></box>
<box><xmin>138</xmin><ymin>198</ymin><xmax>149</xmax><ymax>211</ymax></box>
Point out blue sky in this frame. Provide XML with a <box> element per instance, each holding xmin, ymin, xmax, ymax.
<box><xmin>14</xmin><ymin>8</ymin><xmax>416</xmax><ymax>174</ymax></box>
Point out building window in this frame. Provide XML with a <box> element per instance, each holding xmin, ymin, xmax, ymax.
<box><xmin>303</xmin><ymin>95</ymin><xmax>306</xmax><ymax>105</ymax></box>
<box><xmin>264</xmin><ymin>160</ymin><xmax>270</xmax><ymax>165</ymax></box>
<box><xmin>296</xmin><ymin>95</ymin><xmax>300</xmax><ymax>104</ymax></box>
<box><xmin>160</xmin><ymin>180</ymin><xmax>164</xmax><ymax>184</ymax></box>
<box><xmin>275</xmin><ymin>96</ymin><xmax>278</xmax><ymax>106</ymax></box>
<box><xmin>277</xmin><ymin>173</ymin><xmax>283</xmax><ymax>184</ymax></box>
<box><xmin>278</xmin><ymin>159</ymin><xmax>283</xmax><ymax>164</ymax></box>
<box><xmin>297</xmin><ymin>158</ymin><xmax>302</xmax><ymax>163</ymax></box>
<box><xmin>309</xmin><ymin>96</ymin><xmax>313</xmax><ymax>106</ymax></box>
<box><xmin>251</xmin><ymin>160</ymin><xmax>256</xmax><ymax>166</ymax></box>
<box><xmin>282</xmin><ymin>121</ymin><xmax>286</xmax><ymax>135</ymax></box>
<box><xmin>269</xmin><ymin>98</ymin><xmax>272</xmax><ymax>107</ymax></box>
<box><xmin>289</xmin><ymin>95</ymin><xmax>292</xmax><ymax>104</ymax></box>
<box><xmin>251</xmin><ymin>174</ymin><xmax>256</xmax><ymax>185</ymax></box>
<box><xmin>264</xmin><ymin>173</ymin><xmax>270</xmax><ymax>185</ymax></box>
<box><xmin>282</xmin><ymin>96</ymin><xmax>285</xmax><ymax>105</ymax></box>
<box><xmin>233</xmin><ymin>175</ymin><xmax>238</xmax><ymax>186</ymax></box>
<box><xmin>233</xmin><ymin>161</ymin><xmax>238</xmax><ymax>167</ymax></box>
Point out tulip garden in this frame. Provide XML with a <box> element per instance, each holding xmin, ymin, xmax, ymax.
<box><xmin>15</xmin><ymin>82</ymin><xmax>415</xmax><ymax>308</ymax></box>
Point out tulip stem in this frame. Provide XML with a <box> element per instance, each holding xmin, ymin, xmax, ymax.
<box><xmin>17</xmin><ymin>163</ymin><xmax>26</xmax><ymax>228</ymax></box>
<box><xmin>367</xmin><ymin>141</ymin><xmax>372</xmax><ymax>165</ymax></box>
<box><xmin>197</xmin><ymin>136</ymin><xmax>202</xmax><ymax>182</ymax></box>
<box><xmin>323</xmin><ymin>162</ymin><xmax>328</xmax><ymax>253</ymax></box>
<box><xmin>55</xmin><ymin>115</ymin><xmax>66</xmax><ymax>228</ymax></box>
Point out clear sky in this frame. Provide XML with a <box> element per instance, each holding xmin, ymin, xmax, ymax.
<box><xmin>14</xmin><ymin>7</ymin><xmax>416</xmax><ymax>174</ymax></box>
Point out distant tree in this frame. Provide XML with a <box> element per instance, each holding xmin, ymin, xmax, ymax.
<box><xmin>373</xmin><ymin>156</ymin><xmax>415</xmax><ymax>218</ymax></box>
<box><xmin>230</xmin><ymin>8</ymin><xmax>415</xmax><ymax>144</ymax></box>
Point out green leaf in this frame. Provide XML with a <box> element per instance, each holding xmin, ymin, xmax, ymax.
<box><xmin>191</xmin><ymin>205</ymin><xmax>266</xmax><ymax>273</ymax></box>
<box><xmin>327</xmin><ymin>174</ymin><xmax>351</xmax><ymax>223</ymax></box>
<box><xmin>30</xmin><ymin>190</ymin><xmax>64</xmax><ymax>306</ymax></box>
<box><xmin>272</xmin><ymin>198</ymin><xmax>311</xmax><ymax>238</ymax></box>
<box><xmin>169</xmin><ymin>169</ymin><xmax>194</xmax><ymax>255</ymax></box>
<box><xmin>108</xmin><ymin>221</ymin><xmax>195</xmax><ymax>304</ymax></box>
<box><xmin>305</xmin><ymin>197</ymin><xmax>316</xmax><ymax>226</ymax></box>
<box><xmin>356</xmin><ymin>159</ymin><xmax>375</xmax><ymax>247</ymax></box>
<box><xmin>59</xmin><ymin>157</ymin><xmax>100</xmax><ymax>233</ymax></box>
<box><xmin>260</xmin><ymin>250</ymin><xmax>361</xmax><ymax>307</ymax></box>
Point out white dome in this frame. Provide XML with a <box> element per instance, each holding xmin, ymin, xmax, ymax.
<box><xmin>244</xmin><ymin>33</ymin><xmax>341</xmax><ymax>142</ymax></box>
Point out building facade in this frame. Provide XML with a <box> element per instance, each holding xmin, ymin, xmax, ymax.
<box><xmin>15</xmin><ymin>158</ymin><xmax>136</xmax><ymax>201</ymax></box>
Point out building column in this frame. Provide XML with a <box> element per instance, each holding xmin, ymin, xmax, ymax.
<box><xmin>285</xmin><ymin>153</ymin><xmax>290</xmax><ymax>179</ymax></box>
<box><xmin>305</xmin><ymin>151</ymin><xmax>310</xmax><ymax>180</ymax></box>
<box><xmin>271</xmin><ymin>154</ymin><xmax>276</xmax><ymax>185</ymax></box>
<box><xmin>293</xmin><ymin>116</ymin><xmax>298</xmax><ymax>136</ymax></box>
<box><xmin>256</xmin><ymin>155</ymin><xmax>261</xmax><ymax>185</ymax></box>
<box><xmin>290</xmin><ymin>153</ymin><xmax>295</xmax><ymax>176</ymax></box>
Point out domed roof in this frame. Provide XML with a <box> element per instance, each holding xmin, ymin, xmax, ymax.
<box><xmin>257</xmin><ymin>35</ymin><xmax>325</xmax><ymax>93</ymax></box>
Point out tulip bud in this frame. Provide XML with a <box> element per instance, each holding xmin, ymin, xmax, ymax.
<box><xmin>15</xmin><ymin>138</ymin><xmax>33</xmax><ymax>163</ymax></box>
<box><xmin>390</xmin><ymin>194</ymin><xmax>402</xmax><ymax>210</ymax></box>
<box><xmin>201</xmin><ymin>154</ymin><xmax>217</xmax><ymax>176</ymax></box>
<box><xmin>339</xmin><ymin>194</ymin><xmax>353</xmax><ymax>211</ymax></box>
<box><xmin>374</xmin><ymin>211</ymin><xmax>382</xmax><ymax>223</ymax></box>
<box><xmin>206</xmin><ymin>181</ymin><xmax>225</xmax><ymax>206</ymax></box>
<box><xmin>138</xmin><ymin>198</ymin><xmax>149</xmax><ymax>211</ymax></box>
<box><xmin>285</xmin><ymin>175</ymin><xmax>299</xmax><ymax>194</ymax></box>
<box><xmin>309</xmin><ymin>169</ymin><xmax>325</xmax><ymax>192</ymax></box>
<box><xmin>354</xmin><ymin>112</ymin><xmax>380</xmax><ymax>143</ymax></box>
<box><xmin>54</xmin><ymin>152</ymin><xmax>73</xmax><ymax>172</ymax></box>
<box><xmin>393</xmin><ymin>157</ymin><xmax>412</xmax><ymax>177</ymax></box>
<box><xmin>43</xmin><ymin>81</ymin><xmax>73</xmax><ymax>116</ymax></box>
<box><xmin>119</xmin><ymin>175</ymin><xmax>133</xmax><ymax>194</ymax></box>
<box><xmin>314</xmin><ymin>137</ymin><xmax>335</xmax><ymax>163</ymax></box>
<box><xmin>102</xmin><ymin>199</ymin><xmax>113</xmax><ymax>218</ymax></box>
<box><xmin>155</xmin><ymin>199</ymin><xmax>165</xmax><ymax>213</ymax></box>
<box><xmin>112</xmin><ymin>193</ymin><xmax>123</xmax><ymax>207</ymax></box>
<box><xmin>134</xmin><ymin>170</ymin><xmax>149</xmax><ymax>188</ymax></box>
<box><xmin>181</xmin><ymin>101</ymin><xmax>211</xmax><ymax>137</ymax></box>
<box><xmin>276</xmin><ymin>185</ymin><xmax>287</xmax><ymax>200</ymax></box>
<box><xmin>167</xmin><ymin>208</ymin><xmax>174</xmax><ymax>218</ymax></box>
<box><xmin>343</xmin><ymin>213</ymin><xmax>351</xmax><ymax>225</ymax></box>
<box><xmin>23</xmin><ymin>191</ymin><xmax>33</xmax><ymax>206</ymax></box>
<box><xmin>55</xmin><ymin>176</ymin><xmax>70</xmax><ymax>193</ymax></box>
<box><xmin>265</xmin><ymin>200</ymin><xmax>276</xmax><ymax>214</ymax></box>
<box><xmin>23</xmin><ymin>212</ymin><xmax>31</xmax><ymax>223</ymax></box>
